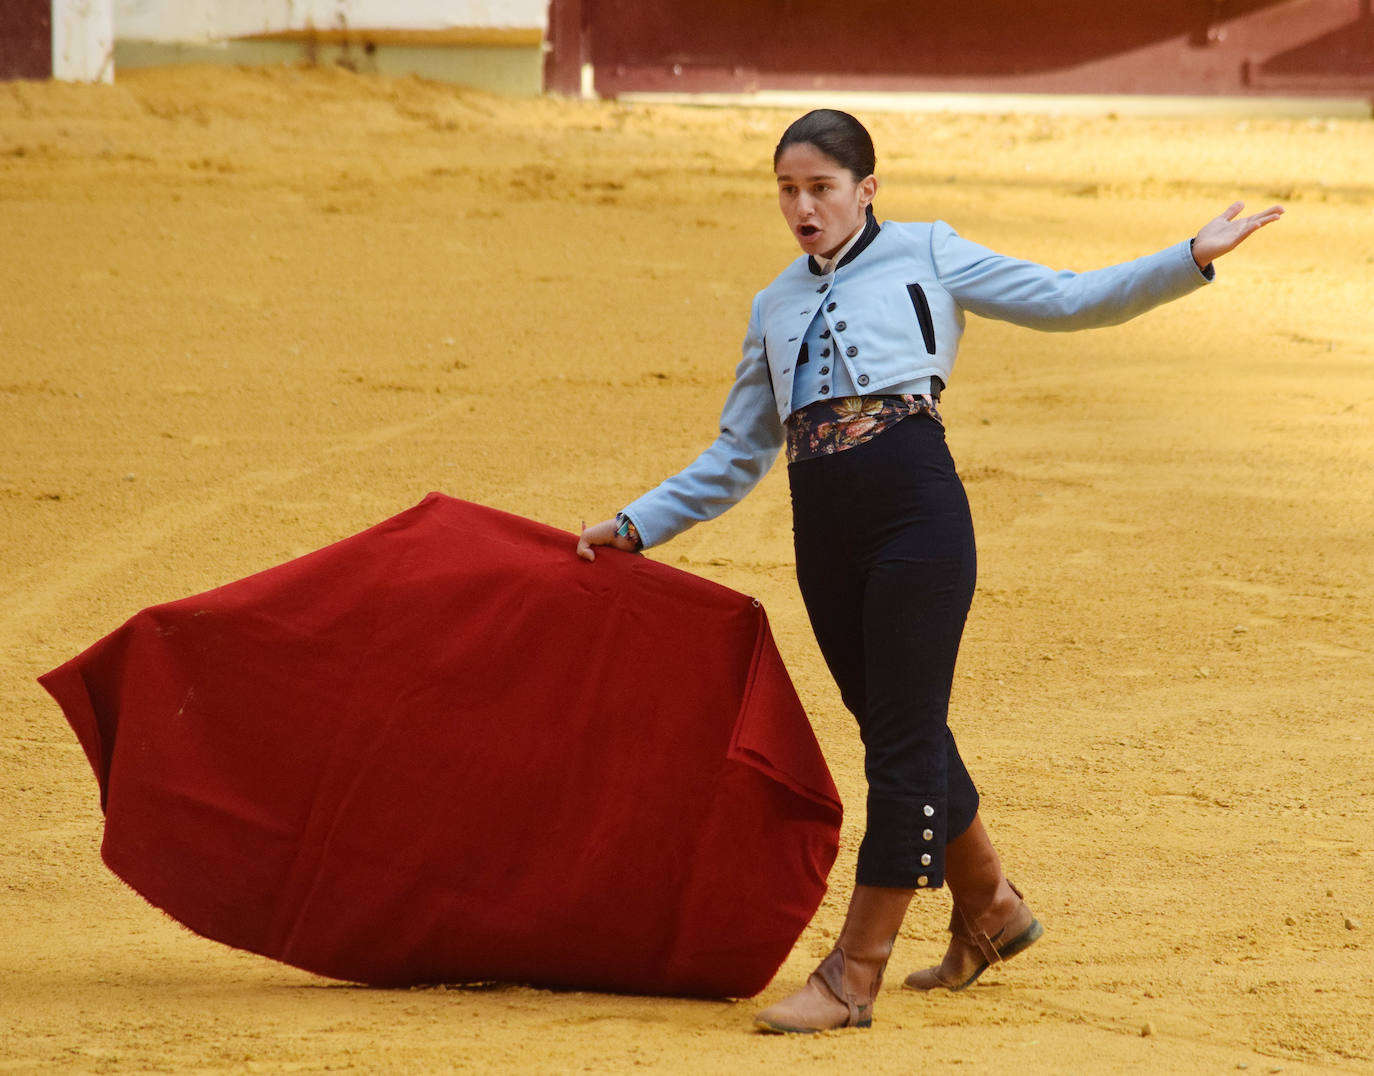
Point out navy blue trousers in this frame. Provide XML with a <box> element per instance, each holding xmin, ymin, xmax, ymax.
<box><xmin>789</xmin><ymin>412</ymin><xmax>980</xmax><ymax>890</ymax></box>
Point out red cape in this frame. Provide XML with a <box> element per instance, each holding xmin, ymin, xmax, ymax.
<box><xmin>39</xmin><ymin>494</ymin><xmax>841</xmax><ymax>996</ymax></box>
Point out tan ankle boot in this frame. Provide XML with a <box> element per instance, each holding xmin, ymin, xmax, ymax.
<box><xmin>755</xmin><ymin>885</ymin><xmax>914</xmax><ymax>1033</ymax></box>
<box><xmin>903</xmin><ymin>879</ymin><xmax>1041</xmax><ymax>991</ymax></box>
<box><xmin>903</xmin><ymin>815</ymin><xmax>1042</xmax><ymax>992</ymax></box>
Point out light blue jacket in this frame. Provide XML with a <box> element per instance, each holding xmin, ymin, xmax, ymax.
<box><xmin>624</xmin><ymin>218</ymin><xmax>1213</xmax><ymax>549</ymax></box>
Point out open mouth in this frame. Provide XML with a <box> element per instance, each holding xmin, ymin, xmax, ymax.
<box><xmin>799</xmin><ymin>224</ymin><xmax>819</xmax><ymax>238</ymax></box>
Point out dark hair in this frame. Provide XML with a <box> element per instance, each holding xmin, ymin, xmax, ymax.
<box><xmin>773</xmin><ymin>109</ymin><xmax>876</xmax><ymax>181</ymax></box>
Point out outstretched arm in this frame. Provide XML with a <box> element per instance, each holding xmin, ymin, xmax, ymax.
<box><xmin>1192</xmin><ymin>201</ymin><xmax>1284</xmax><ymax>270</ymax></box>
<box><xmin>932</xmin><ymin>200</ymin><xmax>1283</xmax><ymax>332</ymax></box>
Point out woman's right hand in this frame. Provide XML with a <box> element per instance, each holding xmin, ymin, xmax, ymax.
<box><xmin>577</xmin><ymin>518</ymin><xmax>639</xmax><ymax>561</ymax></box>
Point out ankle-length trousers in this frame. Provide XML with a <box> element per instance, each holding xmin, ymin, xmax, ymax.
<box><xmin>788</xmin><ymin>411</ymin><xmax>980</xmax><ymax>890</ymax></box>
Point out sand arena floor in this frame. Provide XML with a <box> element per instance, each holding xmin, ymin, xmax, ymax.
<box><xmin>1</xmin><ymin>66</ymin><xmax>1371</xmax><ymax>1074</ymax></box>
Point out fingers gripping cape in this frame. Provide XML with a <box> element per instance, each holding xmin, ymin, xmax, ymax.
<box><xmin>39</xmin><ymin>493</ymin><xmax>842</xmax><ymax>997</ymax></box>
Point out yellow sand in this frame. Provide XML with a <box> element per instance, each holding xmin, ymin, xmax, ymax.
<box><xmin>2</xmin><ymin>66</ymin><xmax>1371</xmax><ymax>1074</ymax></box>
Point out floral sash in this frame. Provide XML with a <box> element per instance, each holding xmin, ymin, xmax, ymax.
<box><xmin>784</xmin><ymin>394</ymin><xmax>942</xmax><ymax>463</ymax></box>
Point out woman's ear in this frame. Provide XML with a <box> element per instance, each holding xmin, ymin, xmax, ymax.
<box><xmin>859</xmin><ymin>174</ymin><xmax>878</xmax><ymax>208</ymax></box>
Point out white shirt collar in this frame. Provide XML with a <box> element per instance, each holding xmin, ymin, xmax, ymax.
<box><xmin>815</xmin><ymin>219</ymin><xmax>867</xmax><ymax>275</ymax></box>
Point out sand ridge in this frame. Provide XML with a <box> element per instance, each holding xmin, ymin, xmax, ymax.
<box><xmin>1</xmin><ymin>65</ymin><xmax>1371</xmax><ymax>1074</ymax></box>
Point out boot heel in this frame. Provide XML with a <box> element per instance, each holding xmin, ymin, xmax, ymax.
<box><xmin>998</xmin><ymin>917</ymin><xmax>1043</xmax><ymax>962</ymax></box>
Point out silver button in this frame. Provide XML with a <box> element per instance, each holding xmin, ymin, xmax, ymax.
<box><xmin>848</xmin><ymin>347</ymin><xmax>860</xmax><ymax>359</ymax></box>
<box><xmin>923</xmin><ymin>805</ymin><xmax>935</xmax><ymax>817</ymax></box>
<box><xmin>819</xmin><ymin>385</ymin><xmax>830</xmax><ymax>395</ymax></box>
<box><xmin>819</xmin><ymin>366</ymin><xmax>829</xmax><ymax>375</ymax></box>
<box><xmin>921</xmin><ymin>854</ymin><xmax>932</xmax><ymax>866</ymax></box>
<box><xmin>923</xmin><ymin>828</ymin><xmax>934</xmax><ymax>841</ymax></box>
<box><xmin>917</xmin><ymin>875</ymin><xmax>929</xmax><ymax>887</ymax></box>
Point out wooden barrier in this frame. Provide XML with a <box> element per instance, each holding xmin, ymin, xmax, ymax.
<box><xmin>0</xmin><ymin>0</ymin><xmax>51</xmax><ymax>80</ymax></box>
<box><xmin>546</xmin><ymin>0</ymin><xmax>1374</xmax><ymax>102</ymax></box>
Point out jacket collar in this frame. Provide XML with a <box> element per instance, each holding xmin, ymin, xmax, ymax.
<box><xmin>808</xmin><ymin>205</ymin><xmax>880</xmax><ymax>276</ymax></box>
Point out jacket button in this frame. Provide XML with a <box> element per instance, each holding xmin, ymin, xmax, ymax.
<box><xmin>826</xmin><ymin>302</ymin><xmax>837</xmax><ymax>312</ymax></box>
<box><xmin>817</xmin><ymin>283</ymin><xmax>829</xmax><ymax>293</ymax></box>
<box><xmin>820</xmin><ymin>330</ymin><xmax>831</xmax><ymax>339</ymax></box>
<box><xmin>923</xmin><ymin>828</ymin><xmax>934</xmax><ymax>841</ymax></box>
<box><xmin>821</xmin><ymin>348</ymin><xmax>830</xmax><ymax>358</ymax></box>
<box><xmin>819</xmin><ymin>385</ymin><xmax>830</xmax><ymax>395</ymax></box>
<box><xmin>849</xmin><ymin>348</ymin><xmax>860</xmax><ymax>360</ymax></box>
<box><xmin>921</xmin><ymin>853</ymin><xmax>932</xmax><ymax>866</ymax></box>
<box><xmin>819</xmin><ymin>366</ymin><xmax>829</xmax><ymax>375</ymax></box>
<box><xmin>917</xmin><ymin>875</ymin><xmax>929</xmax><ymax>887</ymax></box>
<box><xmin>835</xmin><ymin>320</ymin><xmax>847</xmax><ymax>331</ymax></box>
<box><xmin>923</xmin><ymin>805</ymin><xmax>935</xmax><ymax>817</ymax></box>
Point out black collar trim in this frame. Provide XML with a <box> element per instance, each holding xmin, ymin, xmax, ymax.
<box><xmin>808</xmin><ymin>205</ymin><xmax>880</xmax><ymax>276</ymax></box>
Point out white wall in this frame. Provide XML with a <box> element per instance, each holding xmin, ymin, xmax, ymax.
<box><xmin>115</xmin><ymin>0</ymin><xmax>547</xmax><ymax>42</ymax></box>
<box><xmin>53</xmin><ymin>0</ymin><xmax>116</xmax><ymax>82</ymax></box>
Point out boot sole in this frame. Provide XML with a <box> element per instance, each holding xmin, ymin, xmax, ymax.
<box><xmin>905</xmin><ymin>917</ymin><xmax>1044</xmax><ymax>993</ymax></box>
<box><xmin>951</xmin><ymin>916</ymin><xmax>1043</xmax><ymax>992</ymax></box>
<box><xmin>754</xmin><ymin>1016</ymin><xmax>873</xmax><ymax>1034</ymax></box>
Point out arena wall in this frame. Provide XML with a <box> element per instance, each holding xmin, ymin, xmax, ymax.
<box><xmin>548</xmin><ymin>0</ymin><xmax>1374</xmax><ymax>104</ymax></box>
<box><xmin>1</xmin><ymin>0</ymin><xmax>545</xmax><ymax>90</ymax></box>
<box><xmin>112</xmin><ymin>0</ymin><xmax>546</xmax><ymax>93</ymax></box>
<box><xmin>0</xmin><ymin>0</ymin><xmax>51</xmax><ymax>80</ymax></box>
<box><xmin>1</xmin><ymin>0</ymin><xmax>113</xmax><ymax>83</ymax></box>
<box><xmin>5</xmin><ymin>0</ymin><xmax>1370</xmax><ymax>107</ymax></box>
<box><xmin>110</xmin><ymin>0</ymin><xmax>546</xmax><ymax>43</ymax></box>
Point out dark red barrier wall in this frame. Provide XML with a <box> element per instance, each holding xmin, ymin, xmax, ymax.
<box><xmin>547</xmin><ymin>0</ymin><xmax>1373</xmax><ymax>100</ymax></box>
<box><xmin>0</xmin><ymin>0</ymin><xmax>51</xmax><ymax>81</ymax></box>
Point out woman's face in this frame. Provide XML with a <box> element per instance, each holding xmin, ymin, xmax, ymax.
<box><xmin>775</xmin><ymin>142</ymin><xmax>877</xmax><ymax>259</ymax></box>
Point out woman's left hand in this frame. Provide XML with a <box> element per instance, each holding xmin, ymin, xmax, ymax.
<box><xmin>1192</xmin><ymin>201</ymin><xmax>1284</xmax><ymax>269</ymax></box>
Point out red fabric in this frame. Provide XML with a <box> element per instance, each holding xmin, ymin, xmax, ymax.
<box><xmin>39</xmin><ymin>493</ymin><xmax>841</xmax><ymax>996</ymax></box>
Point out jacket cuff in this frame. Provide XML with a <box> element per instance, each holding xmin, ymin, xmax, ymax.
<box><xmin>614</xmin><ymin>511</ymin><xmax>644</xmax><ymax>551</ymax></box>
<box><xmin>1188</xmin><ymin>237</ymin><xmax>1216</xmax><ymax>282</ymax></box>
<box><xmin>617</xmin><ymin>505</ymin><xmax>655</xmax><ymax>550</ymax></box>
